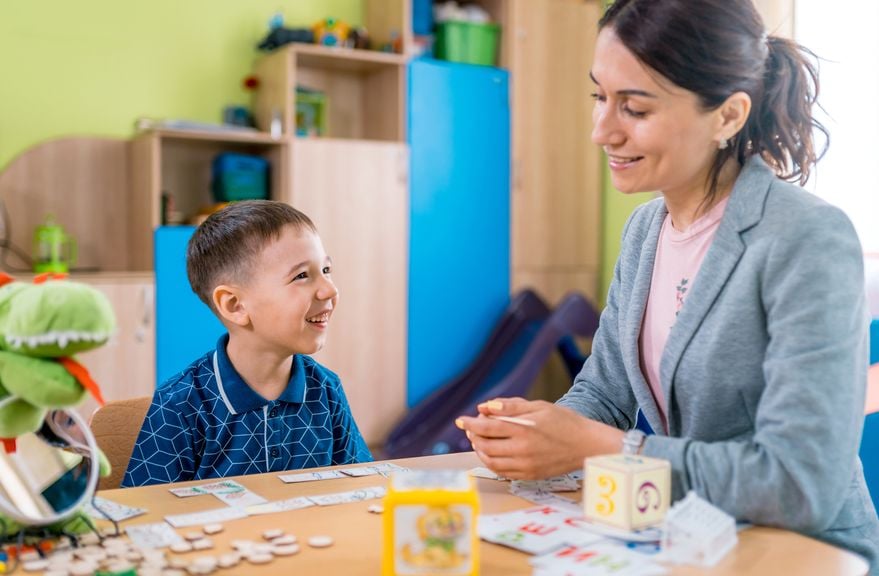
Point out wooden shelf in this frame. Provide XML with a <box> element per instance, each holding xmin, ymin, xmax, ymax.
<box><xmin>140</xmin><ymin>128</ymin><xmax>284</xmax><ymax>146</ymax></box>
<box><xmin>291</xmin><ymin>44</ymin><xmax>406</xmax><ymax>72</ymax></box>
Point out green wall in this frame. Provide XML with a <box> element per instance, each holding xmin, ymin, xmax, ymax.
<box><xmin>1</xmin><ymin>1</ymin><xmax>645</xmax><ymax>304</ymax></box>
<box><xmin>0</xmin><ymin>0</ymin><xmax>361</xmax><ymax>172</ymax></box>
<box><xmin>599</xmin><ymin>162</ymin><xmax>653</xmax><ymax>304</ymax></box>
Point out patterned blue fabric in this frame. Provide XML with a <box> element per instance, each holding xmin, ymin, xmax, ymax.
<box><xmin>122</xmin><ymin>335</ymin><xmax>371</xmax><ymax>487</ymax></box>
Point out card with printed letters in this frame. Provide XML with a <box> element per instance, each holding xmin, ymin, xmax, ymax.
<box><xmin>85</xmin><ymin>496</ymin><xmax>147</xmax><ymax>522</ymax></box>
<box><xmin>479</xmin><ymin>505</ymin><xmax>603</xmax><ymax>555</ymax></box>
<box><xmin>530</xmin><ymin>542</ymin><xmax>667</xmax><ymax>576</ymax></box>
<box><xmin>125</xmin><ymin>522</ymin><xmax>185</xmax><ymax>549</ymax></box>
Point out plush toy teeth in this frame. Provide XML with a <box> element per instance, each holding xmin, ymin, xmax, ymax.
<box><xmin>5</xmin><ymin>330</ymin><xmax>111</xmax><ymax>351</ymax></box>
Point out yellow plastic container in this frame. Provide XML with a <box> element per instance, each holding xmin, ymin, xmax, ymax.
<box><xmin>382</xmin><ymin>470</ymin><xmax>480</xmax><ymax>576</ymax></box>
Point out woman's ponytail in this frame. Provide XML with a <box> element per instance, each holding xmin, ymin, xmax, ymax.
<box><xmin>744</xmin><ymin>36</ymin><xmax>828</xmax><ymax>185</ymax></box>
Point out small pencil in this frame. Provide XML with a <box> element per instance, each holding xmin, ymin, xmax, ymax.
<box><xmin>488</xmin><ymin>414</ymin><xmax>536</xmax><ymax>427</ymax></box>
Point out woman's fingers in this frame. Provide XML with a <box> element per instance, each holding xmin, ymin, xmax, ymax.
<box><xmin>456</xmin><ymin>414</ymin><xmax>520</xmax><ymax>439</ymax></box>
<box><xmin>476</xmin><ymin>397</ymin><xmax>539</xmax><ymax>417</ymax></box>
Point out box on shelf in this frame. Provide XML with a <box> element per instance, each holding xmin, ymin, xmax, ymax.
<box><xmin>211</xmin><ymin>153</ymin><xmax>269</xmax><ymax>202</ymax></box>
<box><xmin>296</xmin><ymin>87</ymin><xmax>327</xmax><ymax>137</ymax></box>
<box><xmin>435</xmin><ymin>21</ymin><xmax>499</xmax><ymax>67</ymax></box>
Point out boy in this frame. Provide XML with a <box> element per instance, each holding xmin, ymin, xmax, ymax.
<box><xmin>122</xmin><ymin>201</ymin><xmax>371</xmax><ymax>487</ymax></box>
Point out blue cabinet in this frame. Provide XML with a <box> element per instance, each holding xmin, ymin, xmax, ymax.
<box><xmin>407</xmin><ymin>59</ymin><xmax>511</xmax><ymax>406</ymax></box>
<box><xmin>154</xmin><ymin>226</ymin><xmax>224</xmax><ymax>387</ymax></box>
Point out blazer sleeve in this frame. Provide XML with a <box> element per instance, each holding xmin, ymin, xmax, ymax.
<box><xmin>556</xmin><ymin>208</ymin><xmax>641</xmax><ymax>430</ymax></box>
<box><xmin>643</xmin><ymin>203</ymin><xmax>868</xmax><ymax>533</ymax></box>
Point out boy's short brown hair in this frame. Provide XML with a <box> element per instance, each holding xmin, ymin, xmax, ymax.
<box><xmin>186</xmin><ymin>200</ymin><xmax>316</xmax><ymax>312</ymax></box>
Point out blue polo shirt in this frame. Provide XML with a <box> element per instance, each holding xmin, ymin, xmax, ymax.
<box><xmin>122</xmin><ymin>335</ymin><xmax>372</xmax><ymax>487</ymax></box>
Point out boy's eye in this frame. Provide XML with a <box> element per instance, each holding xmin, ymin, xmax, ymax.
<box><xmin>590</xmin><ymin>92</ymin><xmax>606</xmax><ymax>103</ymax></box>
<box><xmin>294</xmin><ymin>272</ymin><xmax>308</xmax><ymax>281</ymax></box>
<box><xmin>322</xmin><ymin>266</ymin><xmax>332</xmax><ymax>275</ymax></box>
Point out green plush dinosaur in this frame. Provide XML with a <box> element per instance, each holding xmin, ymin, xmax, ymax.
<box><xmin>0</xmin><ymin>272</ymin><xmax>116</xmax><ymax>534</ymax></box>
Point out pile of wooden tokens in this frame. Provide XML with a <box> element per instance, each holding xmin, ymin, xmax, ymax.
<box><xmin>16</xmin><ymin>524</ymin><xmax>336</xmax><ymax>575</ymax></box>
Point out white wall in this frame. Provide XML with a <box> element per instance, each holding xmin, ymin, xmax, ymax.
<box><xmin>796</xmin><ymin>1</ymin><xmax>879</xmax><ymax>254</ymax></box>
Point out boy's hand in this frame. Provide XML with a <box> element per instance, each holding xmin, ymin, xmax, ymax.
<box><xmin>455</xmin><ymin>397</ymin><xmax>624</xmax><ymax>480</ymax></box>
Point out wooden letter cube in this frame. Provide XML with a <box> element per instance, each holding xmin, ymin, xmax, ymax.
<box><xmin>382</xmin><ymin>470</ymin><xmax>480</xmax><ymax>576</ymax></box>
<box><xmin>583</xmin><ymin>454</ymin><xmax>670</xmax><ymax>531</ymax></box>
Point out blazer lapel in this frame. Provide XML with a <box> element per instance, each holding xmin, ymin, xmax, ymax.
<box><xmin>658</xmin><ymin>157</ymin><xmax>774</xmax><ymax>435</ymax></box>
<box><xmin>623</xmin><ymin>204</ymin><xmax>667</xmax><ymax>434</ymax></box>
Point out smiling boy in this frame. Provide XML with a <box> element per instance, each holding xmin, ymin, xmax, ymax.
<box><xmin>123</xmin><ymin>201</ymin><xmax>371</xmax><ymax>487</ymax></box>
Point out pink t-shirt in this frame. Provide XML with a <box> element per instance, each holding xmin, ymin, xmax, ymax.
<box><xmin>640</xmin><ymin>197</ymin><xmax>729</xmax><ymax>430</ymax></box>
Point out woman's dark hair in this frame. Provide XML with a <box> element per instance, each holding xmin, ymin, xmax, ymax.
<box><xmin>187</xmin><ymin>200</ymin><xmax>316</xmax><ymax>312</ymax></box>
<box><xmin>600</xmin><ymin>0</ymin><xmax>828</xmax><ymax>203</ymax></box>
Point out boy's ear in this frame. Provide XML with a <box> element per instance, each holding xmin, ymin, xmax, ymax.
<box><xmin>213</xmin><ymin>284</ymin><xmax>250</xmax><ymax>327</ymax></box>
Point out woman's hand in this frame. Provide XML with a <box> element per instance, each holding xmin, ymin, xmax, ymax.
<box><xmin>455</xmin><ymin>397</ymin><xmax>625</xmax><ymax>479</ymax></box>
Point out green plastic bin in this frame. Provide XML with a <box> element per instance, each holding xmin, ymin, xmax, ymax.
<box><xmin>435</xmin><ymin>20</ymin><xmax>500</xmax><ymax>67</ymax></box>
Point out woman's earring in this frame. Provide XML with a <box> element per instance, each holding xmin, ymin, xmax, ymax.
<box><xmin>718</xmin><ymin>139</ymin><xmax>729</xmax><ymax>150</ymax></box>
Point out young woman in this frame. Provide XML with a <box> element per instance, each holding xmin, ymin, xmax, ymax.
<box><xmin>456</xmin><ymin>0</ymin><xmax>879</xmax><ymax>569</ymax></box>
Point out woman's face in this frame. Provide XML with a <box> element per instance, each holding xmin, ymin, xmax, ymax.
<box><xmin>591</xmin><ymin>28</ymin><xmax>725</xmax><ymax>200</ymax></box>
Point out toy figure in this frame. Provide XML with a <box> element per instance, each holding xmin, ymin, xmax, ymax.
<box><xmin>401</xmin><ymin>505</ymin><xmax>468</xmax><ymax>568</ymax></box>
<box><xmin>0</xmin><ymin>272</ymin><xmax>115</xmax><ymax>534</ymax></box>
<box><xmin>313</xmin><ymin>17</ymin><xmax>350</xmax><ymax>47</ymax></box>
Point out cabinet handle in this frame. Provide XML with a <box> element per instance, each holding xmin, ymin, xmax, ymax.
<box><xmin>135</xmin><ymin>285</ymin><xmax>153</xmax><ymax>343</ymax></box>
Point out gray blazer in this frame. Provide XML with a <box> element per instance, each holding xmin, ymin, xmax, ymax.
<box><xmin>559</xmin><ymin>156</ymin><xmax>879</xmax><ymax>570</ymax></box>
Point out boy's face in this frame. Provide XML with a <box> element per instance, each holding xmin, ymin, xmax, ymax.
<box><xmin>239</xmin><ymin>225</ymin><xmax>339</xmax><ymax>356</ymax></box>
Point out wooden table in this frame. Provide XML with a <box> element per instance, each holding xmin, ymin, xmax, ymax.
<box><xmin>99</xmin><ymin>452</ymin><xmax>870</xmax><ymax>576</ymax></box>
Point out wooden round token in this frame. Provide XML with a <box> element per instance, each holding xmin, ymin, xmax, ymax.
<box><xmin>170</xmin><ymin>541</ymin><xmax>193</xmax><ymax>554</ymax></box>
<box><xmin>270</xmin><ymin>535</ymin><xmax>297</xmax><ymax>546</ymax></box>
<box><xmin>184</xmin><ymin>531</ymin><xmax>204</xmax><ymax>541</ymax></box>
<box><xmin>192</xmin><ymin>538</ymin><xmax>214</xmax><ymax>551</ymax></box>
<box><xmin>22</xmin><ymin>559</ymin><xmax>50</xmax><ymax>572</ymax></box>
<box><xmin>218</xmin><ymin>553</ymin><xmax>241</xmax><ymax>568</ymax></box>
<box><xmin>202</xmin><ymin>523</ymin><xmax>224</xmax><ymax>535</ymax></box>
<box><xmin>272</xmin><ymin>544</ymin><xmax>300</xmax><ymax>556</ymax></box>
<box><xmin>69</xmin><ymin>561</ymin><xmax>97</xmax><ymax>576</ymax></box>
<box><xmin>367</xmin><ymin>504</ymin><xmax>384</xmax><ymax>514</ymax></box>
<box><xmin>231</xmin><ymin>540</ymin><xmax>256</xmax><ymax>551</ymax></box>
<box><xmin>247</xmin><ymin>552</ymin><xmax>274</xmax><ymax>564</ymax></box>
<box><xmin>307</xmin><ymin>535</ymin><xmax>334</xmax><ymax>548</ymax></box>
<box><xmin>261</xmin><ymin>528</ymin><xmax>284</xmax><ymax>540</ymax></box>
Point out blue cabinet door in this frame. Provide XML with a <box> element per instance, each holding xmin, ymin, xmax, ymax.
<box><xmin>154</xmin><ymin>226</ymin><xmax>225</xmax><ymax>387</ymax></box>
<box><xmin>408</xmin><ymin>59</ymin><xmax>511</xmax><ymax>406</ymax></box>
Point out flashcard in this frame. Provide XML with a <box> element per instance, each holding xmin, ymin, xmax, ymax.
<box><xmin>169</xmin><ymin>486</ymin><xmax>206</xmax><ymax>498</ymax></box>
<box><xmin>468</xmin><ymin>467</ymin><xmax>507</xmax><ymax>481</ymax></box>
<box><xmin>341</xmin><ymin>462</ymin><xmax>409</xmax><ymax>477</ymax></box>
<box><xmin>196</xmin><ymin>479</ymin><xmax>249</xmax><ymax>493</ymax></box>
<box><xmin>246</xmin><ymin>496</ymin><xmax>315</xmax><ymax>515</ymax></box>
<box><xmin>85</xmin><ymin>496</ymin><xmax>147</xmax><ymax>522</ymax></box>
<box><xmin>530</xmin><ymin>542</ymin><xmax>667</xmax><ymax>576</ymax></box>
<box><xmin>169</xmin><ymin>479</ymin><xmax>247</xmax><ymax>497</ymax></box>
<box><xmin>372</xmin><ymin>462</ymin><xmax>410</xmax><ymax>477</ymax></box>
<box><xmin>509</xmin><ymin>484</ymin><xmax>582</xmax><ymax>512</ymax></box>
<box><xmin>309</xmin><ymin>486</ymin><xmax>387</xmax><ymax>506</ymax></box>
<box><xmin>125</xmin><ymin>522</ymin><xmax>185</xmax><ymax>549</ymax></box>
<box><xmin>212</xmin><ymin>487</ymin><xmax>268</xmax><ymax>508</ymax></box>
<box><xmin>512</xmin><ymin>475</ymin><xmax>580</xmax><ymax>493</ymax></box>
<box><xmin>572</xmin><ymin>517</ymin><xmax>664</xmax><ymax>544</ymax></box>
<box><xmin>165</xmin><ymin>505</ymin><xmax>249</xmax><ymax>528</ymax></box>
<box><xmin>479</xmin><ymin>505</ymin><xmax>603</xmax><ymax>555</ymax></box>
<box><xmin>279</xmin><ymin>470</ymin><xmax>348</xmax><ymax>483</ymax></box>
<box><xmin>338</xmin><ymin>466</ymin><xmax>379</xmax><ymax>477</ymax></box>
